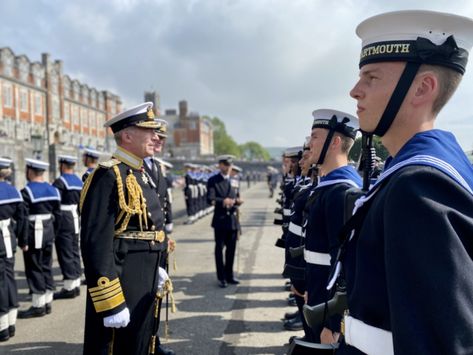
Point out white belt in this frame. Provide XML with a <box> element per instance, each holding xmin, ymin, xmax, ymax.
<box><xmin>283</xmin><ymin>208</ymin><xmax>291</xmax><ymax>216</ymax></box>
<box><xmin>61</xmin><ymin>204</ymin><xmax>79</xmax><ymax>234</ymax></box>
<box><xmin>288</xmin><ymin>222</ymin><xmax>303</xmax><ymax>237</ymax></box>
<box><xmin>344</xmin><ymin>315</ymin><xmax>394</xmax><ymax>355</ymax></box>
<box><xmin>0</xmin><ymin>218</ymin><xmax>12</xmax><ymax>258</ymax></box>
<box><xmin>303</xmin><ymin>249</ymin><xmax>331</xmax><ymax>266</ymax></box>
<box><xmin>28</xmin><ymin>214</ymin><xmax>52</xmax><ymax>249</ymax></box>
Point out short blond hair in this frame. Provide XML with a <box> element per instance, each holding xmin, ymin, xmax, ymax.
<box><xmin>418</xmin><ymin>64</ymin><xmax>462</xmax><ymax>115</ymax></box>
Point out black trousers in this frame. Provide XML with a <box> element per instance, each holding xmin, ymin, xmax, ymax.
<box><xmin>214</xmin><ymin>229</ymin><xmax>238</xmax><ymax>281</ymax></box>
<box><xmin>23</xmin><ymin>240</ymin><xmax>55</xmax><ymax>294</ymax></box>
<box><xmin>55</xmin><ymin>212</ymin><xmax>81</xmax><ymax>280</ymax></box>
<box><xmin>0</xmin><ymin>256</ymin><xmax>18</xmax><ymax>315</ymax></box>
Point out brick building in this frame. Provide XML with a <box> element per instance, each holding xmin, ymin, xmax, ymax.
<box><xmin>0</xmin><ymin>47</ymin><xmax>122</xmax><ymax>186</ymax></box>
<box><xmin>153</xmin><ymin>99</ymin><xmax>214</xmax><ymax>159</ymax></box>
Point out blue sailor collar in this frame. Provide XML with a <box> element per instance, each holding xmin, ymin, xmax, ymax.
<box><xmin>0</xmin><ymin>181</ymin><xmax>23</xmax><ymax>205</ymax></box>
<box><xmin>60</xmin><ymin>173</ymin><xmax>83</xmax><ymax>191</ymax></box>
<box><xmin>373</xmin><ymin>129</ymin><xmax>473</xmax><ymax>196</ymax></box>
<box><xmin>86</xmin><ymin>167</ymin><xmax>94</xmax><ymax>173</ymax></box>
<box><xmin>316</xmin><ymin>165</ymin><xmax>362</xmax><ymax>190</ymax></box>
<box><xmin>25</xmin><ymin>182</ymin><xmax>60</xmax><ymax>203</ymax></box>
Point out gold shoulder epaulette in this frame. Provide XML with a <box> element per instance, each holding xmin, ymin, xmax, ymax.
<box><xmin>99</xmin><ymin>158</ymin><xmax>121</xmax><ymax>169</ymax></box>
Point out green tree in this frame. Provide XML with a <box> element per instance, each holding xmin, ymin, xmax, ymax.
<box><xmin>209</xmin><ymin>117</ymin><xmax>241</xmax><ymax>157</ymax></box>
<box><xmin>349</xmin><ymin>136</ymin><xmax>389</xmax><ymax>162</ymax></box>
<box><xmin>240</xmin><ymin>141</ymin><xmax>271</xmax><ymax>161</ymax></box>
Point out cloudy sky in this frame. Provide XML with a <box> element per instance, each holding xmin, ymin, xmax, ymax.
<box><xmin>1</xmin><ymin>0</ymin><xmax>473</xmax><ymax>150</ymax></box>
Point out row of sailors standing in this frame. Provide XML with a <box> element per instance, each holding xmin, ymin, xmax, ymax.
<box><xmin>273</xmin><ymin>9</ymin><xmax>473</xmax><ymax>355</ymax></box>
<box><xmin>183</xmin><ymin>163</ymin><xmax>243</xmax><ymax>225</ymax></box>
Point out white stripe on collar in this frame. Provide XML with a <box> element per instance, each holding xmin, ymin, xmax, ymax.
<box><xmin>59</xmin><ymin>176</ymin><xmax>83</xmax><ymax>191</ymax></box>
<box><xmin>25</xmin><ymin>185</ymin><xmax>60</xmax><ymax>203</ymax></box>
<box><xmin>375</xmin><ymin>155</ymin><xmax>472</xmax><ymax>195</ymax></box>
<box><xmin>316</xmin><ymin>179</ymin><xmax>360</xmax><ymax>190</ymax></box>
<box><xmin>114</xmin><ymin>146</ymin><xmax>143</xmax><ymax>170</ymax></box>
<box><xmin>0</xmin><ymin>196</ymin><xmax>23</xmax><ymax>205</ymax></box>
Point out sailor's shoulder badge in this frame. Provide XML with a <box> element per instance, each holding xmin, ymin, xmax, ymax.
<box><xmin>99</xmin><ymin>158</ymin><xmax>121</xmax><ymax>169</ymax></box>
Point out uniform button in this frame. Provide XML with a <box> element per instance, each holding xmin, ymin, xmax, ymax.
<box><xmin>161</xmin><ymin>208</ymin><xmax>164</xmax><ymax>211</ymax></box>
<box><xmin>148</xmin><ymin>212</ymin><xmax>152</xmax><ymax>217</ymax></box>
<box><xmin>151</xmin><ymin>225</ymin><xmax>156</xmax><ymax>231</ymax></box>
<box><xmin>157</xmin><ymin>194</ymin><xmax>160</xmax><ymax>197</ymax></box>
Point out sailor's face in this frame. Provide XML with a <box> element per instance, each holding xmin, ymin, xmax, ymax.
<box><xmin>350</xmin><ymin>62</ymin><xmax>405</xmax><ymax>133</ymax></box>
<box><xmin>309</xmin><ymin>128</ymin><xmax>328</xmax><ymax>162</ymax></box>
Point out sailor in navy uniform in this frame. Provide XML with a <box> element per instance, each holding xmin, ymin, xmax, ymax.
<box><xmin>80</xmin><ymin>102</ymin><xmax>175</xmax><ymax>355</ymax></box>
<box><xmin>183</xmin><ymin>163</ymin><xmax>196</xmax><ymax>224</ymax></box>
<box><xmin>52</xmin><ymin>155</ymin><xmax>83</xmax><ymax>299</ymax></box>
<box><xmin>302</xmin><ymin>110</ymin><xmax>361</xmax><ymax>344</ymax></box>
<box><xmin>332</xmin><ymin>11</ymin><xmax>473</xmax><ymax>355</ymax></box>
<box><xmin>0</xmin><ymin>158</ymin><xmax>27</xmax><ymax>341</ymax></box>
<box><xmin>207</xmin><ymin>155</ymin><xmax>243</xmax><ymax>288</ymax></box>
<box><xmin>283</xmin><ymin>139</ymin><xmax>315</xmax><ymax>336</ymax></box>
<box><xmin>82</xmin><ymin>148</ymin><xmax>100</xmax><ymax>182</ymax></box>
<box><xmin>18</xmin><ymin>159</ymin><xmax>61</xmax><ymax>319</ymax></box>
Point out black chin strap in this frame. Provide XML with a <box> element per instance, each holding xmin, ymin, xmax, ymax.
<box><xmin>316</xmin><ymin>116</ymin><xmax>349</xmax><ymax>166</ymax></box>
<box><xmin>373</xmin><ymin>62</ymin><xmax>422</xmax><ymax>137</ymax></box>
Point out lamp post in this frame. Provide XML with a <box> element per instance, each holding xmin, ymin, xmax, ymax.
<box><xmin>31</xmin><ymin>134</ymin><xmax>43</xmax><ymax>160</ymax></box>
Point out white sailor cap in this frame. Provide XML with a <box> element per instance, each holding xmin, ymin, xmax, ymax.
<box><xmin>357</xmin><ymin>10</ymin><xmax>473</xmax><ymax>74</ymax></box>
<box><xmin>58</xmin><ymin>155</ymin><xmax>78</xmax><ymax>164</ymax></box>
<box><xmin>217</xmin><ymin>155</ymin><xmax>235</xmax><ymax>164</ymax></box>
<box><xmin>154</xmin><ymin>118</ymin><xmax>169</xmax><ymax>138</ymax></box>
<box><xmin>284</xmin><ymin>146</ymin><xmax>302</xmax><ymax>158</ymax></box>
<box><xmin>26</xmin><ymin>158</ymin><xmax>49</xmax><ymax>171</ymax></box>
<box><xmin>312</xmin><ymin>109</ymin><xmax>359</xmax><ymax>139</ymax></box>
<box><xmin>184</xmin><ymin>163</ymin><xmax>195</xmax><ymax>169</ymax></box>
<box><xmin>83</xmin><ymin>148</ymin><xmax>101</xmax><ymax>159</ymax></box>
<box><xmin>232</xmin><ymin>165</ymin><xmax>243</xmax><ymax>173</ymax></box>
<box><xmin>104</xmin><ymin>102</ymin><xmax>159</xmax><ymax>133</ymax></box>
<box><xmin>0</xmin><ymin>158</ymin><xmax>12</xmax><ymax>169</ymax></box>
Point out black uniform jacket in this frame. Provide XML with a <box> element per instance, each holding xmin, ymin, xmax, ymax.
<box><xmin>207</xmin><ymin>173</ymin><xmax>240</xmax><ymax>231</ymax></box>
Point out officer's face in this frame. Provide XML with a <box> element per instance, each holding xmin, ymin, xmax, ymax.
<box><xmin>309</xmin><ymin>128</ymin><xmax>329</xmax><ymax>162</ymax></box>
<box><xmin>350</xmin><ymin>62</ymin><xmax>406</xmax><ymax>133</ymax></box>
<box><xmin>219</xmin><ymin>162</ymin><xmax>231</xmax><ymax>175</ymax></box>
<box><xmin>126</xmin><ymin>127</ymin><xmax>159</xmax><ymax>158</ymax></box>
<box><xmin>153</xmin><ymin>135</ymin><xmax>165</xmax><ymax>153</ymax></box>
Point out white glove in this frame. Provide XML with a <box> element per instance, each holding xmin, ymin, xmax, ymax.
<box><xmin>103</xmin><ymin>307</ymin><xmax>130</xmax><ymax>328</ymax></box>
<box><xmin>165</xmin><ymin>223</ymin><xmax>173</xmax><ymax>234</ymax></box>
<box><xmin>158</xmin><ymin>267</ymin><xmax>169</xmax><ymax>290</ymax></box>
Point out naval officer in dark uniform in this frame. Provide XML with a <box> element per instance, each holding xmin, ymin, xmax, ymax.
<box><xmin>0</xmin><ymin>158</ymin><xmax>27</xmax><ymax>341</ymax></box>
<box><xmin>80</xmin><ymin>102</ymin><xmax>174</xmax><ymax>355</ymax></box>
<box><xmin>19</xmin><ymin>159</ymin><xmax>61</xmax><ymax>318</ymax></box>
<box><xmin>53</xmin><ymin>155</ymin><xmax>83</xmax><ymax>299</ymax></box>
<box><xmin>333</xmin><ymin>10</ymin><xmax>473</xmax><ymax>355</ymax></box>
<box><xmin>207</xmin><ymin>155</ymin><xmax>243</xmax><ymax>288</ymax></box>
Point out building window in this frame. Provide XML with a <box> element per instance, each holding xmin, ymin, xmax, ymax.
<box><xmin>63</xmin><ymin>79</ymin><xmax>70</xmax><ymax>98</ymax></box>
<box><xmin>2</xmin><ymin>55</ymin><xmax>13</xmax><ymax>77</ymax></box>
<box><xmin>3</xmin><ymin>83</ymin><xmax>13</xmax><ymax>108</ymax></box>
<box><xmin>72</xmin><ymin>105</ymin><xmax>79</xmax><ymax>126</ymax></box>
<box><xmin>63</xmin><ymin>102</ymin><xmax>70</xmax><ymax>122</ymax></box>
<box><xmin>19</xmin><ymin>62</ymin><xmax>29</xmax><ymax>82</ymax></box>
<box><xmin>34</xmin><ymin>93</ymin><xmax>43</xmax><ymax>115</ymax></box>
<box><xmin>52</xmin><ymin>96</ymin><xmax>60</xmax><ymax>119</ymax></box>
<box><xmin>20</xmin><ymin>89</ymin><xmax>28</xmax><ymax>112</ymax></box>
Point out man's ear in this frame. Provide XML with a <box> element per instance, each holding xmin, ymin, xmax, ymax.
<box><xmin>332</xmin><ymin>135</ymin><xmax>342</xmax><ymax>150</ymax></box>
<box><xmin>411</xmin><ymin>71</ymin><xmax>438</xmax><ymax>108</ymax></box>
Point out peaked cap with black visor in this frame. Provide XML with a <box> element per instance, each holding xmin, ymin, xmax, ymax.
<box><xmin>356</xmin><ymin>10</ymin><xmax>473</xmax><ymax>137</ymax></box>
